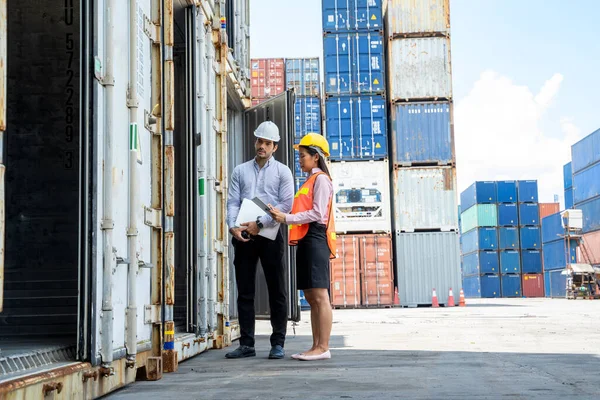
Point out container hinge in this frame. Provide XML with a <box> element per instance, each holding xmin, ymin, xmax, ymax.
<box><xmin>116</xmin><ymin>256</ymin><xmax>130</xmax><ymax>265</ymax></box>
<box><xmin>143</xmin><ymin>16</ymin><xmax>160</xmax><ymax>44</ymax></box>
<box><xmin>144</xmin><ymin>207</ymin><xmax>162</xmax><ymax>229</ymax></box>
<box><xmin>139</xmin><ymin>260</ymin><xmax>155</xmax><ymax>269</ymax></box>
<box><xmin>144</xmin><ymin>305</ymin><xmax>161</xmax><ymax>324</ymax></box>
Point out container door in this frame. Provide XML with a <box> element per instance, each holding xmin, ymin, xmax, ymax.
<box><xmin>0</xmin><ymin>0</ymin><xmax>6</xmax><ymax>312</ymax></box>
<box><xmin>243</xmin><ymin>90</ymin><xmax>300</xmax><ymax>322</ymax></box>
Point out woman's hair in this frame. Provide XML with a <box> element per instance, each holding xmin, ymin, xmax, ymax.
<box><xmin>300</xmin><ymin>146</ymin><xmax>331</xmax><ymax>177</ymax></box>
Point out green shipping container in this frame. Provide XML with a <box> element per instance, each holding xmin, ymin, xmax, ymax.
<box><xmin>461</xmin><ymin>204</ymin><xmax>498</xmax><ymax>233</ymax></box>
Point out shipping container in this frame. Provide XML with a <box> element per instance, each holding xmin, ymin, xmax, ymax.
<box><xmin>500</xmin><ymin>250</ymin><xmax>521</xmax><ymax>274</ymax></box>
<box><xmin>544</xmin><ymin>269</ymin><xmax>567</xmax><ymax>298</ymax></box>
<box><xmin>388</xmin><ymin>37</ymin><xmax>452</xmax><ymax>101</ymax></box>
<box><xmin>539</xmin><ymin>203</ymin><xmax>560</xmax><ymax>221</ymax></box>
<box><xmin>299</xmin><ymin>290</ymin><xmax>310</xmax><ymax>310</ymax></box>
<box><xmin>501</xmin><ymin>274</ymin><xmax>522</xmax><ymax>298</ymax></box>
<box><xmin>462</xmin><ymin>251</ymin><xmax>499</xmax><ymax>276</ymax></box>
<box><xmin>330</xmin><ymin>235</ymin><xmax>361</xmax><ymax>308</ymax></box>
<box><xmin>573</xmin><ymin>161</ymin><xmax>600</xmax><ymax>205</ymax></box>
<box><xmin>325</xmin><ymin>95</ymin><xmax>388</xmax><ymax>160</ymax></box>
<box><xmin>460</xmin><ymin>228</ymin><xmax>498</xmax><ymax>254</ymax></box>
<box><xmin>563</xmin><ymin>162</ymin><xmax>573</xmax><ymax>189</ymax></box>
<box><xmin>461</xmin><ymin>181</ymin><xmax>497</xmax><ymax>211</ymax></box>
<box><xmin>251</xmin><ymin>58</ymin><xmax>286</xmax><ymax>99</ymax></box>
<box><xmin>497</xmin><ymin>203</ymin><xmax>518</xmax><ymax>226</ymax></box>
<box><xmin>542</xmin><ymin>240</ymin><xmax>577</xmax><ymax>271</ymax></box>
<box><xmin>323</xmin><ymin>31</ymin><xmax>385</xmax><ymax>95</ymax></box>
<box><xmin>519</xmin><ymin>203</ymin><xmax>540</xmax><ymax>226</ymax></box>
<box><xmin>285</xmin><ymin>57</ymin><xmax>321</xmax><ymax>97</ymax></box>
<box><xmin>359</xmin><ymin>234</ymin><xmax>394</xmax><ymax>307</ymax></box>
<box><xmin>462</xmin><ymin>275</ymin><xmax>501</xmax><ymax>298</ymax></box>
<box><xmin>521</xmin><ymin>250</ymin><xmax>543</xmax><ymax>274</ymax></box>
<box><xmin>295</xmin><ymin>176</ymin><xmax>307</xmax><ymax>192</ymax></box>
<box><xmin>460</xmin><ymin>204</ymin><xmax>498</xmax><ymax>233</ymax></box>
<box><xmin>392</xmin><ymin>167</ymin><xmax>458</xmax><ymax>232</ymax></box>
<box><xmin>395</xmin><ymin>232</ymin><xmax>461</xmax><ymax>306</ymax></box>
<box><xmin>293</xmin><ymin>149</ymin><xmax>308</xmax><ymax>178</ymax></box>
<box><xmin>386</xmin><ymin>0</ymin><xmax>450</xmax><ymax>37</ymax></box>
<box><xmin>565</xmin><ymin>187</ymin><xmax>574</xmax><ymax>209</ymax></box>
<box><xmin>576</xmin><ymin>196</ymin><xmax>600</xmax><ymax>233</ymax></box>
<box><xmin>331</xmin><ymin>160</ymin><xmax>392</xmax><ymax>233</ymax></box>
<box><xmin>517</xmin><ymin>180</ymin><xmax>539</xmax><ymax>203</ymax></box>
<box><xmin>522</xmin><ymin>274</ymin><xmax>544</xmax><ymax>298</ymax></box>
<box><xmin>322</xmin><ymin>0</ymin><xmax>384</xmax><ymax>33</ymax></box>
<box><xmin>498</xmin><ymin>227</ymin><xmax>520</xmax><ymax>250</ymax></box>
<box><xmin>294</xmin><ymin>96</ymin><xmax>322</xmax><ymax>140</ymax></box>
<box><xmin>579</xmin><ymin>230</ymin><xmax>600</xmax><ymax>265</ymax></box>
<box><xmin>390</xmin><ymin>101</ymin><xmax>454</xmax><ymax>166</ymax></box>
<box><xmin>570</xmin><ymin>128</ymin><xmax>600</xmax><ymax>174</ymax></box>
<box><xmin>542</xmin><ymin>212</ymin><xmax>564</xmax><ymax>244</ymax></box>
<box><xmin>520</xmin><ymin>227</ymin><xmax>541</xmax><ymax>250</ymax></box>
<box><xmin>496</xmin><ymin>180</ymin><xmax>517</xmax><ymax>203</ymax></box>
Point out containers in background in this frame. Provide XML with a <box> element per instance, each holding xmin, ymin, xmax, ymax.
<box><xmin>359</xmin><ymin>234</ymin><xmax>394</xmax><ymax>307</ymax></box>
<box><xmin>388</xmin><ymin>37</ymin><xmax>452</xmax><ymax>101</ymax></box>
<box><xmin>542</xmin><ymin>240</ymin><xmax>577</xmax><ymax>271</ymax></box>
<box><xmin>565</xmin><ymin>187</ymin><xmax>574</xmax><ymax>209</ymax></box>
<box><xmin>497</xmin><ymin>203</ymin><xmax>518</xmax><ymax>226</ymax></box>
<box><xmin>330</xmin><ymin>235</ymin><xmax>361</xmax><ymax>308</ymax></box>
<box><xmin>521</xmin><ymin>250</ymin><xmax>542</xmax><ymax>274</ymax></box>
<box><xmin>522</xmin><ymin>274</ymin><xmax>544</xmax><ymax>298</ymax></box>
<box><xmin>461</xmin><ymin>181</ymin><xmax>497</xmax><ymax>211</ymax></box>
<box><xmin>542</xmin><ymin>212</ymin><xmax>564</xmax><ymax>243</ymax></box>
<box><xmin>295</xmin><ymin>177</ymin><xmax>306</xmax><ymax>192</ymax></box>
<box><xmin>395</xmin><ymin>232</ymin><xmax>461</xmax><ymax>306</ymax></box>
<box><xmin>323</xmin><ymin>31</ymin><xmax>385</xmax><ymax>95</ymax></box>
<box><xmin>563</xmin><ymin>162</ymin><xmax>573</xmax><ymax>190</ymax></box>
<box><xmin>331</xmin><ymin>160</ymin><xmax>391</xmax><ymax>233</ymax></box>
<box><xmin>250</xmin><ymin>58</ymin><xmax>285</xmax><ymax>100</ymax></box>
<box><xmin>498</xmin><ymin>227</ymin><xmax>520</xmax><ymax>250</ymax></box>
<box><xmin>460</xmin><ymin>227</ymin><xmax>498</xmax><ymax>254</ymax></box>
<box><xmin>501</xmin><ymin>274</ymin><xmax>522</xmax><ymax>298</ymax></box>
<box><xmin>517</xmin><ymin>180</ymin><xmax>539</xmax><ymax>203</ymax></box>
<box><xmin>462</xmin><ymin>251</ymin><xmax>499</xmax><ymax>276</ymax></box>
<box><xmin>545</xmin><ymin>269</ymin><xmax>567</xmax><ymax>298</ymax></box>
<box><xmin>573</xmin><ymin>162</ymin><xmax>600</xmax><ymax>204</ymax></box>
<box><xmin>285</xmin><ymin>57</ymin><xmax>320</xmax><ymax>96</ymax></box>
<box><xmin>519</xmin><ymin>203</ymin><xmax>540</xmax><ymax>226</ymax></box>
<box><xmin>463</xmin><ymin>274</ymin><xmax>501</xmax><ymax>298</ymax></box>
<box><xmin>519</xmin><ymin>226</ymin><xmax>541</xmax><ymax>249</ymax></box>
<box><xmin>325</xmin><ymin>95</ymin><xmax>388</xmax><ymax>160</ymax></box>
<box><xmin>500</xmin><ymin>250</ymin><xmax>521</xmax><ymax>274</ymax></box>
<box><xmin>294</xmin><ymin>96</ymin><xmax>322</xmax><ymax>140</ymax></box>
<box><xmin>460</xmin><ymin>204</ymin><xmax>498</xmax><ymax>233</ymax></box>
<box><xmin>390</xmin><ymin>101</ymin><xmax>453</xmax><ymax>166</ymax></box>
<box><xmin>496</xmin><ymin>181</ymin><xmax>517</xmax><ymax>203</ymax></box>
<box><xmin>386</xmin><ymin>0</ymin><xmax>450</xmax><ymax>37</ymax></box>
<box><xmin>322</xmin><ymin>0</ymin><xmax>384</xmax><ymax>33</ymax></box>
<box><xmin>570</xmin><ymin>128</ymin><xmax>600</xmax><ymax>174</ymax></box>
<box><xmin>392</xmin><ymin>167</ymin><xmax>458</xmax><ymax>232</ymax></box>
<box><xmin>539</xmin><ymin>203</ymin><xmax>560</xmax><ymax>221</ymax></box>
<box><xmin>576</xmin><ymin>197</ymin><xmax>600</xmax><ymax>233</ymax></box>
<box><xmin>579</xmin><ymin>230</ymin><xmax>600</xmax><ymax>265</ymax></box>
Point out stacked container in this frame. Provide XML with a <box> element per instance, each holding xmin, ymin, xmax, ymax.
<box><xmin>564</xmin><ymin>162</ymin><xmax>574</xmax><ymax>209</ymax></box>
<box><xmin>386</xmin><ymin>0</ymin><xmax>460</xmax><ymax>307</ymax></box>
<box><xmin>250</xmin><ymin>58</ymin><xmax>286</xmax><ymax>105</ymax></box>
<box><xmin>516</xmin><ymin>180</ymin><xmax>541</xmax><ymax>297</ymax></box>
<box><xmin>542</xmin><ymin>212</ymin><xmax>574</xmax><ymax>298</ymax></box>
<box><xmin>533</xmin><ymin>202</ymin><xmax>560</xmax><ymax>297</ymax></box>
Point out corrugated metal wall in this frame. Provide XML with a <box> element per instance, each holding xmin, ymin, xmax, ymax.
<box><xmin>386</xmin><ymin>0</ymin><xmax>450</xmax><ymax>37</ymax></box>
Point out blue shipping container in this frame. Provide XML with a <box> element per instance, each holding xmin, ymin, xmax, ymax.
<box><xmin>563</xmin><ymin>162</ymin><xmax>573</xmax><ymax>190</ymax></box>
<box><xmin>577</xmin><ymin>196</ymin><xmax>600</xmax><ymax>233</ymax></box>
<box><xmin>325</xmin><ymin>95</ymin><xmax>387</xmax><ymax>160</ymax></box>
<box><xmin>294</xmin><ymin>97</ymin><xmax>322</xmax><ymax>140</ymax></box>
<box><xmin>500</xmin><ymin>250</ymin><xmax>521</xmax><ymax>274</ymax></box>
<box><xmin>521</xmin><ymin>250</ymin><xmax>542</xmax><ymax>274</ymax></box>
<box><xmin>462</xmin><ymin>275</ymin><xmax>501</xmax><ymax>298</ymax></box>
<box><xmin>498</xmin><ymin>227</ymin><xmax>520</xmax><ymax>250</ymax></box>
<box><xmin>573</xmin><ymin>161</ymin><xmax>600</xmax><ymax>205</ymax></box>
<box><xmin>542</xmin><ymin>240</ymin><xmax>577</xmax><ymax>271</ymax></box>
<box><xmin>497</xmin><ymin>204</ymin><xmax>518</xmax><ymax>226</ymax></box>
<box><xmin>322</xmin><ymin>0</ymin><xmax>383</xmax><ymax>33</ymax></box>
<box><xmin>565</xmin><ymin>188</ymin><xmax>574</xmax><ymax>209</ymax></box>
<box><xmin>501</xmin><ymin>274</ymin><xmax>522</xmax><ymax>298</ymax></box>
<box><xmin>460</xmin><ymin>228</ymin><xmax>498</xmax><ymax>254</ymax></box>
<box><xmin>542</xmin><ymin>212</ymin><xmax>564</xmax><ymax>244</ymax></box>
<box><xmin>544</xmin><ymin>269</ymin><xmax>567</xmax><ymax>298</ymax></box>
<box><xmin>517</xmin><ymin>180</ymin><xmax>539</xmax><ymax>203</ymax></box>
<box><xmin>293</xmin><ymin>150</ymin><xmax>308</xmax><ymax>178</ymax></box>
<box><xmin>299</xmin><ymin>290</ymin><xmax>310</xmax><ymax>310</ymax></box>
<box><xmin>295</xmin><ymin>177</ymin><xmax>306</xmax><ymax>193</ymax></box>
<box><xmin>571</xmin><ymin>128</ymin><xmax>600</xmax><ymax>174</ymax></box>
<box><xmin>520</xmin><ymin>227</ymin><xmax>541</xmax><ymax>249</ymax></box>
<box><xmin>323</xmin><ymin>31</ymin><xmax>385</xmax><ymax>95</ymax></box>
<box><xmin>391</xmin><ymin>102</ymin><xmax>453</xmax><ymax>165</ymax></box>
<box><xmin>460</xmin><ymin>181</ymin><xmax>497</xmax><ymax>211</ymax></box>
<box><xmin>462</xmin><ymin>251</ymin><xmax>499</xmax><ymax>276</ymax></box>
<box><xmin>519</xmin><ymin>203</ymin><xmax>540</xmax><ymax>226</ymax></box>
<box><xmin>285</xmin><ymin>58</ymin><xmax>320</xmax><ymax>97</ymax></box>
<box><xmin>496</xmin><ymin>180</ymin><xmax>517</xmax><ymax>203</ymax></box>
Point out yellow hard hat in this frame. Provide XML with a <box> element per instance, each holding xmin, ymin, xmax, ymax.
<box><xmin>294</xmin><ymin>133</ymin><xmax>330</xmax><ymax>157</ymax></box>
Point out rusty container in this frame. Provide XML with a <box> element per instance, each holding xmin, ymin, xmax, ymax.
<box><xmin>539</xmin><ymin>203</ymin><xmax>560</xmax><ymax>221</ymax></box>
<box><xmin>330</xmin><ymin>235</ymin><xmax>361</xmax><ymax>308</ymax></box>
<box><xmin>579</xmin><ymin>230</ymin><xmax>600</xmax><ymax>265</ymax></box>
<box><xmin>359</xmin><ymin>234</ymin><xmax>394</xmax><ymax>307</ymax></box>
<box><xmin>250</xmin><ymin>58</ymin><xmax>285</xmax><ymax>99</ymax></box>
<box><xmin>522</xmin><ymin>274</ymin><xmax>544</xmax><ymax>297</ymax></box>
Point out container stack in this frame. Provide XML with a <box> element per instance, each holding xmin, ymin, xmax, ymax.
<box><xmin>531</xmin><ymin>202</ymin><xmax>560</xmax><ymax>297</ymax></box>
<box><xmin>322</xmin><ymin>0</ymin><xmax>393</xmax><ymax>308</ymax></box>
<box><xmin>564</xmin><ymin>162</ymin><xmax>574</xmax><ymax>209</ymax></box>
<box><xmin>516</xmin><ymin>180</ymin><xmax>542</xmax><ymax>298</ymax></box>
<box><xmin>386</xmin><ymin>0</ymin><xmax>460</xmax><ymax>307</ymax></box>
<box><xmin>541</xmin><ymin>212</ymin><xmax>575</xmax><ymax>297</ymax></box>
<box><xmin>250</xmin><ymin>58</ymin><xmax>286</xmax><ymax>106</ymax></box>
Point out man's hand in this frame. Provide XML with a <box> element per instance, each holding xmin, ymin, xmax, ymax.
<box><xmin>229</xmin><ymin>226</ymin><xmax>250</xmax><ymax>242</ymax></box>
<box><xmin>241</xmin><ymin>221</ymin><xmax>260</xmax><ymax>236</ymax></box>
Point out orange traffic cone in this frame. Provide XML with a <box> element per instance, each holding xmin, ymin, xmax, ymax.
<box><xmin>459</xmin><ymin>288</ymin><xmax>466</xmax><ymax>307</ymax></box>
<box><xmin>448</xmin><ymin>288</ymin><xmax>455</xmax><ymax>307</ymax></box>
<box><xmin>394</xmin><ymin>287</ymin><xmax>400</xmax><ymax>306</ymax></box>
<box><xmin>431</xmin><ymin>288</ymin><xmax>439</xmax><ymax>308</ymax></box>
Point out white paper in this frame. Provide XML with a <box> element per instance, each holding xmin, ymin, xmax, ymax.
<box><xmin>235</xmin><ymin>198</ymin><xmax>279</xmax><ymax>240</ymax></box>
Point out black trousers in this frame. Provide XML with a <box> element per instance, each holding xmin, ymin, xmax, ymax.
<box><xmin>232</xmin><ymin>231</ymin><xmax>287</xmax><ymax>348</ymax></box>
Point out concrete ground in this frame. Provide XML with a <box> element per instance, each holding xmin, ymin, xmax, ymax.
<box><xmin>108</xmin><ymin>299</ymin><xmax>600</xmax><ymax>399</ymax></box>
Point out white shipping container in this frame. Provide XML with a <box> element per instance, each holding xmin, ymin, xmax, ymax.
<box><xmin>395</xmin><ymin>231</ymin><xmax>461</xmax><ymax>306</ymax></box>
<box><xmin>388</xmin><ymin>37</ymin><xmax>453</xmax><ymax>101</ymax></box>
<box><xmin>330</xmin><ymin>160</ymin><xmax>392</xmax><ymax>233</ymax></box>
<box><xmin>386</xmin><ymin>0</ymin><xmax>450</xmax><ymax>37</ymax></box>
<box><xmin>392</xmin><ymin>166</ymin><xmax>458</xmax><ymax>232</ymax></box>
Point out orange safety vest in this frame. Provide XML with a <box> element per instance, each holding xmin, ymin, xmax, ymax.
<box><xmin>288</xmin><ymin>172</ymin><xmax>337</xmax><ymax>259</ymax></box>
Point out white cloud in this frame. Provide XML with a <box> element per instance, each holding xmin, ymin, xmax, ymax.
<box><xmin>455</xmin><ymin>71</ymin><xmax>583</xmax><ymax>208</ymax></box>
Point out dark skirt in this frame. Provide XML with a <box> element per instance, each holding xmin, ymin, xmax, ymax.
<box><xmin>296</xmin><ymin>222</ymin><xmax>330</xmax><ymax>290</ymax></box>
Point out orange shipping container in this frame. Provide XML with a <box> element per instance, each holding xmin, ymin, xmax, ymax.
<box><xmin>330</xmin><ymin>235</ymin><xmax>361</xmax><ymax>308</ymax></box>
<box><xmin>539</xmin><ymin>203</ymin><xmax>560</xmax><ymax>220</ymax></box>
<box><xmin>578</xmin><ymin>230</ymin><xmax>600</xmax><ymax>265</ymax></box>
<box><xmin>359</xmin><ymin>234</ymin><xmax>394</xmax><ymax>307</ymax></box>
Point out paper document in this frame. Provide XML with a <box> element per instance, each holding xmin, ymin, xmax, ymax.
<box><xmin>235</xmin><ymin>197</ymin><xmax>279</xmax><ymax>240</ymax></box>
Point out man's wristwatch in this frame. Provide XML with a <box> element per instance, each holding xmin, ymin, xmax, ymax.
<box><xmin>256</xmin><ymin>218</ymin><xmax>263</xmax><ymax>230</ymax></box>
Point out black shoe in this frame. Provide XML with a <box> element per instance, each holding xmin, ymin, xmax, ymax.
<box><xmin>268</xmin><ymin>345</ymin><xmax>285</xmax><ymax>359</ymax></box>
<box><xmin>225</xmin><ymin>345</ymin><xmax>256</xmax><ymax>359</ymax></box>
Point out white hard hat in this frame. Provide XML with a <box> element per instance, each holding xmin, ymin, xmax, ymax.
<box><xmin>254</xmin><ymin>121</ymin><xmax>280</xmax><ymax>142</ymax></box>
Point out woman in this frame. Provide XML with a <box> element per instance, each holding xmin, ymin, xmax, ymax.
<box><xmin>269</xmin><ymin>133</ymin><xmax>337</xmax><ymax>361</ymax></box>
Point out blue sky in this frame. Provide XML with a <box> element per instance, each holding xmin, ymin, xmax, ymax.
<box><xmin>249</xmin><ymin>0</ymin><xmax>600</xmax><ymax>205</ymax></box>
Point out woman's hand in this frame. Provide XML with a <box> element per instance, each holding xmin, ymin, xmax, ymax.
<box><xmin>268</xmin><ymin>205</ymin><xmax>287</xmax><ymax>224</ymax></box>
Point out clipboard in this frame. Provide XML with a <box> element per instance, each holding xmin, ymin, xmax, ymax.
<box><xmin>235</xmin><ymin>197</ymin><xmax>279</xmax><ymax>240</ymax></box>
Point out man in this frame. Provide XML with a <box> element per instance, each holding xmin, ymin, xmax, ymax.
<box><xmin>226</xmin><ymin>120</ymin><xmax>295</xmax><ymax>359</ymax></box>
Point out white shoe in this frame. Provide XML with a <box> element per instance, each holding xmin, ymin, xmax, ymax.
<box><xmin>297</xmin><ymin>350</ymin><xmax>331</xmax><ymax>361</ymax></box>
